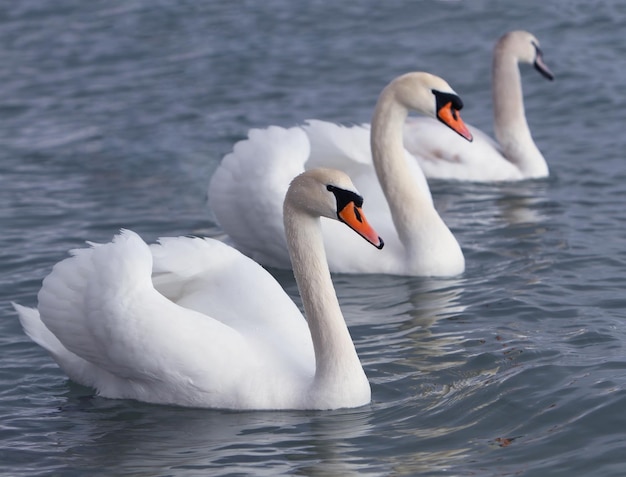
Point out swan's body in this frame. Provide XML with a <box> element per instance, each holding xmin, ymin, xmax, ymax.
<box><xmin>209</xmin><ymin>72</ymin><xmax>472</xmax><ymax>277</ymax></box>
<box><xmin>14</xmin><ymin>169</ymin><xmax>383</xmax><ymax>410</ymax></box>
<box><xmin>403</xmin><ymin>30</ymin><xmax>554</xmax><ymax>182</ymax></box>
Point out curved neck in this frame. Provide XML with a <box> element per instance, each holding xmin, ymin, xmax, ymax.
<box><xmin>283</xmin><ymin>205</ymin><xmax>365</xmax><ymax>388</ymax></box>
<box><xmin>370</xmin><ymin>88</ymin><xmax>438</xmax><ymax>249</ymax></box>
<box><xmin>492</xmin><ymin>51</ymin><xmax>548</xmax><ymax>177</ymax></box>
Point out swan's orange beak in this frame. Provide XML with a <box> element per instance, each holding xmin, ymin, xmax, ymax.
<box><xmin>338</xmin><ymin>202</ymin><xmax>384</xmax><ymax>249</ymax></box>
<box><xmin>437</xmin><ymin>102</ymin><xmax>473</xmax><ymax>142</ymax></box>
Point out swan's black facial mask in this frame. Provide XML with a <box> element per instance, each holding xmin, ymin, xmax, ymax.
<box><xmin>433</xmin><ymin>90</ymin><xmax>464</xmax><ymax>113</ymax></box>
<box><xmin>432</xmin><ymin>90</ymin><xmax>473</xmax><ymax>142</ymax></box>
<box><xmin>326</xmin><ymin>185</ymin><xmax>384</xmax><ymax>250</ymax></box>
<box><xmin>327</xmin><ymin>185</ymin><xmax>363</xmax><ymax>211</ymax></box>
<box><xmin>532</xmin><ymin>41</ymin><xmax>555</xmax><ymax>81</ymax></box>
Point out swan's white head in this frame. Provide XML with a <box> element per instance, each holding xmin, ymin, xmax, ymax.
<box><xmin>496</xmin><ymin>30</ymin><xmax>554</xmax><ymax>81</ymax></box>
<box><xmin>384</xmin><ymin>72</ymin><xmax>473</xmax><ymax>142</ymax></box>
<box><xmin>285</xmin><ymin>168</ymin><xmax>384</xmax><ymax>249</ymax></box>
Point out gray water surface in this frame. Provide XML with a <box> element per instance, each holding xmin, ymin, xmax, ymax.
<box><xmin>2</xmin><ymin>1</ymin><xmax>626</xmax><ymax>476</ymax></box>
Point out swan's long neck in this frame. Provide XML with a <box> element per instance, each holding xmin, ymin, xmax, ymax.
<box><xmin>492</xmin><ymin>50</ymin><xmax>548</xmax><ymax>177</ymax></box>
<box><xmin>283</xmin><ymin>204</ymin><xmax>367</xmax><ymax>397</ymax></box>
<box><xmin>370</xmin><ymin>88</ymin><xmax>442</xmax><ymax>252</ymax></box>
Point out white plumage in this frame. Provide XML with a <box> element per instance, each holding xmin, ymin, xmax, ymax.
<box><xmin>14</xmin><ymin>169</ymin><xmax>384</xmax><ymax>410</ymax></box>
<box><xmin>209</xmin><ymin>72</ymin><xmax>473</xmax><ymax>276</ymax></box>
<box><xmin>403</xmin><ymin>30</ymin><xmax>554</xmax><ymax>182</ymax></box>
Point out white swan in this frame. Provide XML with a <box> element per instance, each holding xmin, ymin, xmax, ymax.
<box><xmin>13</xmin><ymin>168</ymin><xmax>384</xmax><ymax>410</ymax></box>
<box><xmin>209</xmin><ymin>72</ymin><xmax>473</xmax><ymax>277</ymax></box>
<box><xmin>403</xmin><ymin>30</ymin><xmax>554</xmax><ymax>181</ymax></box>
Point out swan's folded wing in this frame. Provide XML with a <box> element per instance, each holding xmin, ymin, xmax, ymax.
<box><xmin>151</xmin><ymin>236</ymin><xmax>311</xmax><ymax>352</ymax></box>
<box><xmin>151</xmin><ymin>235</ymin><xmax>314</xmax><ymax>377</ymax></box>
<box><xmin>303</xmin><ymin>120</ymin><xmax>373</xmax><ymax>170</ymax></box>
<box><xmin>404</xmin><ymin>117</ymin><xmax>522</xmax><ymax>181</ymax></box>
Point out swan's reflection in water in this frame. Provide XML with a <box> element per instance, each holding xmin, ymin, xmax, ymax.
<box><xmin>331</xmin><ymin>273</ymin><xmax>468</xmax><ymax>372</ymax></box>
<box><xmin>431</xmin><ymin>177</ymin><xmax>552</xmax><ymax>232</ymax></box>
<box><xmin>494</xmin><ymin>180</ymin><xmax>553</xmax><ymax>227</ymax></box>
<box><xmin>53</xmin><ymin>390</ymin><xmax>378</xmax><ymax>475</ymax></box>
<box><xmin>54</xmin><ymin>380</ymin><xmax>476</xmax><ymax>476</ymax></box>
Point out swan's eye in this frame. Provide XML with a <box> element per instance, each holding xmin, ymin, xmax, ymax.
<box><xmin>327</xmin><ymin>184</ymin><xmax>364</xmax><ymax>211</ymax></box>
<box><xmin>532</xmin><ymin>41</ymin><xmax>541</xmax><ymax>57</ymax></box>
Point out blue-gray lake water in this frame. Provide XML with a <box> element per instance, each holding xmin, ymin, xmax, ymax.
<box><xmin>2</xmin><ymin>1</ymin><xmax>626</xmax><ymax>475</ymax></box>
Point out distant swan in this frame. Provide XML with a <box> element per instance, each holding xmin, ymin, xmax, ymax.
<box><xmin>403</xmin><ymin>30</ymin><xmax>554</xmax><ymax>181</ymax></box>
<box><xmin>14</xmin><ymin>168</ymin><xmax>384</xmax><ymax>410</ymax></box>
<box><xmin>209</xmin><ymin>72</ymin><xmax>473</xmax><ymax>277</ymax></box>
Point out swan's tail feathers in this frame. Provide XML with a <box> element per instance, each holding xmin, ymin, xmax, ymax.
<box><xmin>12</xmin><ymin>303</ymin><xmax>67</xmax><ymax>356</ymax></box>
<box><xmin>12</xmin><ymin>302</ymin><xmax>105</xmax><ymax>389</ymax></box>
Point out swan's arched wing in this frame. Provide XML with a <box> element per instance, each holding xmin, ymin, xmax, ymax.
<box><xmin>208</xmin><ymin>126</ymin><xmax>310</xmax><ymax>268</ymax></box>
<box><xmin>36</xmin><ymin>231</ymin><xmax>314</xmax><ymax>400</ymax></box>
<box><xmin>37</xmin><ymin>232</ymin><xmax>244</xmax><ymax>380</ymax></box>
